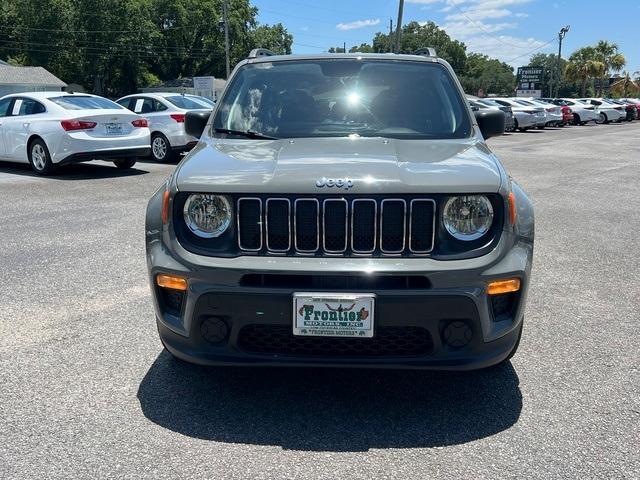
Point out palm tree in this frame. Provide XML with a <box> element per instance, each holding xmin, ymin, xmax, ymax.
<box><xmin>565</xmin><ymin>47</ymin><xmax>606</xmax><ymax>97</ymax></box>
<box><xmin>594</xmin><ymin>40</ymin><xmax>626</xmax><ymax>95</ymax></box>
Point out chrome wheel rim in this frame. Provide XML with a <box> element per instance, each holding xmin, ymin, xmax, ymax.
<box><xmin>152</xmin><ymin>137</ymin><xmax>167</xmax><ymax>159</ymax></box>
<box><xmin>597</xmin><ymin>113</ymin><xmax>605</xmax><ymax>124</ymax></box>
<box><xmin>31</xmin><ymin>144</ymin><xmax>46</xmax><ymax>170</ymax></box>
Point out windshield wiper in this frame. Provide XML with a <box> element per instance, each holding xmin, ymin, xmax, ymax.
<box><xmin>213</xmin><ymin>128</ymin><xmax>279</xmax><ymax>140</ymax></box>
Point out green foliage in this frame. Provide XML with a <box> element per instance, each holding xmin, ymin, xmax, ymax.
<box><xmin>250</xmin><ymin>23</ymin><xmax>293</xmax><ymax>55</ymax></box>
<box><xmin>347</xmin><ymin>22</ymin><xmax>514</xmax><ymax>96</ymax></box>
<box><xmin>459</xmin><ymin>53</ymin><xmax>515</xmax><ymax>96</ymax></box>
<box><xmin>565</xmin><ymin>46</ymin><xmax>606</xmax><ymax>97</ymax></box>
<box><xmin>349</xmin><ymin>43</ymin><xmax>374</xmax><ymax>54</ymax></box>
<box><xmin>0</xmin><ymin>0</ymin><xmax>293</xmax><ymax>97</ymax></box>
<box><xmin>364</xmin><ymin>21</ymin><xmax>467</xmax><ymax>73</ymax></box>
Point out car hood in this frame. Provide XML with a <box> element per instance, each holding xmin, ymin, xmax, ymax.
<box><xmin>176</xmin><ymin>136</ymin><xmax>503</xmax><ymax>194</ymax></box>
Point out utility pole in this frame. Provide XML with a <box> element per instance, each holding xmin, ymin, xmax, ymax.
<box><xmin>389</xmin><ymin>18</ymin><xmax>393</xmax><ymax>53</ymax></box>
<box><xmin>223</xmin><ymin>0</ymin><xmax>231</xmax><ymax>79</ymax></box>
<box><xmin>343</xmin><ymin>41</ymin><xmax>346</xmax><ymax>53</ymax></box>
<box><xmin>555</xmin><ymin>25</ymin><xmax>570</xmax><ymax>97</ymax></box>
<box><xmin>394</xmin><ymin>0</ymin><xmax>404</xmax><ymax>53</ymax></box>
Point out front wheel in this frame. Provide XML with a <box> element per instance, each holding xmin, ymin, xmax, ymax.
<box><xmin>151</xmin><ymin>133</ymin><xmax>173</xmax><ymax>163</ymax></box>
<box><xmin>596</xmin><ymin>112</ymin><xmax>607</xmax><ymax>124</ymax></box>
<box><xmin>114</xmin><ymin>158</ymin><xmax>136</xmax><ymax>169</ymax></box>
<box><xmin>28</xmin><ymin>139</ymin><xmax>56</xmax><ymax>175</ymax></box>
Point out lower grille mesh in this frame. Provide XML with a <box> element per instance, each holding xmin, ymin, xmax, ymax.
<box><xmin>238</xmin><ymin>325</ymin><xmax>434</xmax><ymax>357</ymax></box>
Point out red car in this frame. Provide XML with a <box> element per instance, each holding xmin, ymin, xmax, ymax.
<box><xmin>561</xmin><ymin>105</ymin><xmax>573</xmax><ymax>126</ymax></box>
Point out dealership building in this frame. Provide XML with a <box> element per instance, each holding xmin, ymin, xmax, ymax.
<box><xmin>0</xmin><ymin>60</ymin><xmax>67</xmax><ymax>97</ymax></box>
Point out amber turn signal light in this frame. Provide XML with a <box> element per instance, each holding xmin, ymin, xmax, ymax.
<box><xmin>487</xmin><ymin>278</ymin><xmax>521</xmax><ymax>295</ymax></box>
<box><xmin>161</xmin><ymin>190</ymin><xmax>170</xmax><ymax>225</ymax></box>
<box><xmin>156</xmin><ymin>273</ymin><xmax>188</xmax><ymax>291</ymax></box>
<box><xmin>508</xmin><ymin>192</ymin><xmax>517</xmax><ymax>225</ymax></box>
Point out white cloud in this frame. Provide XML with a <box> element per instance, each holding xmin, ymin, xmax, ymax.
<box><xmin>462</xmin><ymin>35</ymin><xmax>552</xmax><ymax>68</ymax></box>
<box><xmin>336</xmin><ymin>19</ymin><xmax>381</xmax><ymax>31</ymax></box>
<box><xmin>406</xmin><ymin>0</ymin><xmax>443</xmax><ymax>4</ymax></box>
<box><xmin>445</xmin><ymin>8</ymin><xmax>512</xmax><ymax>21</ymax></box>
<box><xmin>300</xmin><ymin>26</ymin><xmax>309</xmax><ymax>31</ymax></box>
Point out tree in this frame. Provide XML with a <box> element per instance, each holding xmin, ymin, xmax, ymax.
<box><xmin>527</xmin><ymin>53</ymin><xmax>568</xmax><ymax>97</ymax></box>
<box><xmin>459</xmin><ymin>53</ymin><xmax>515</xmax><ymax>96</ymax></box>
<box><xmin>367</xmin><ymin>21</ymin><xmax>467</xmax><ymax>73</ymax></box>
<box><xmin>593</xmin><ymin>40</ymin><xmax>626</xmax><ymax>95</ymax></box>
<box><xmin>349</xmin><ymin>43</ymin><xmax>374</xmax><ymax>53</ymax></box>
<box><xmin>0</xmin><ymin>0</ymin><xmax>294</xmax><ymax>96</ymax></box>
<box><xmin>250</xmin><ymin>24</ymin><xmax>293</xmax><ymax>54</ymax></box>
<box><xmin>565</xmin><ymin>47</ymin><xmax>606</xmax><ymax>97</ymax></box>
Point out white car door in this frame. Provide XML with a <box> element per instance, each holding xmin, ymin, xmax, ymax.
<box><xmin>2</xmin><ymin>97</ymin><xmax>46</xmax><ymax>162</ymax></box>
<box><xmin>131</xmin><ymin>97</ymin><xmax>171</xmax><ymax>134</ymax></box>
<box><xmin>0</xmin><ymin>97</ymin><xmax>12</xmax><ymax>158</ymax></box>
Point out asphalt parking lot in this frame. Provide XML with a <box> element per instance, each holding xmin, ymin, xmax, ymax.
<box><xmin>1</xmin><ymin>123</ymin><xmax>639</xmax><ymax>479</ymax></box>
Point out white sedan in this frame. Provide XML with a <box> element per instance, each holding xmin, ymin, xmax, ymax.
<box><xmin>578</xmin><ymin>98</ymin><xmax>626</xmax><ymax>124</ymax></box>
<box><xmin>116</xmin><ymin>93</ymin><xmax>212</xmax><ymax>162</ymax></box>
<box><xmin>0</xmin><ymin>92</ymin><xmax>150</xmax><ymax>175</ymax></box>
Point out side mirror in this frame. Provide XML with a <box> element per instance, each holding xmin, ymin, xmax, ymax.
<box><xmin>185</xmin><ymin>110</ymin><xmax>212</xmax><ymax>138</ymax></box>
<box><xmin>474</xmin><ymin>109</ymin><xmax>505</xmax><ymax>139</ymax></box>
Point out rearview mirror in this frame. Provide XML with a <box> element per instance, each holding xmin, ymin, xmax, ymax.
<box><xmin>185</xmin><ymin>110</ymin><xmax>212</xmax><ymax>138</ymax></box>
<box><xmin>474</xmin><ymin>109</ymin><xmax>505</xmax><ymax>139</ymax></box>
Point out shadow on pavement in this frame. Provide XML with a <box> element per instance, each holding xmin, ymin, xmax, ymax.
<box><xmin>137</xmin><ymin>351</ymin><xmax>522</xmax><ymax>451</ymax></box>
<box><xmin>0</xmin><ymin>160</ymin><xmax>148</xmax><ymax>180</ymax></box>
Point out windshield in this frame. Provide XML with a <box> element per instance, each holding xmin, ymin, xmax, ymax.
<box><xmin>165</xmin><ymin>95</ymin><xmax>212</xmax><ymax>109</ymax></box>
<box><xmin>212</xmin><ymin>59</ymin><xmax>471</xmax><ymax>139</ymax></box>
<box><xmin>49</xmin><ymin>96</ymin><xmax>123</xmax><ymax>110</ymax></box>
<box><xmin>514</xmin><ymin>100</ymin><xmax>535</xmax><ymax>106</ymax></box>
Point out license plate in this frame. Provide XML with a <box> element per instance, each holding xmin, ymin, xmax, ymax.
<box><xmin>105</xmin><ymin>123</ymin><xmax>123</xmax><ymax>134</ymax></box>
<box><xmin>293</xmin><ymin>293</ymin><xmax>375</xmax><ymax>338</ymax></box>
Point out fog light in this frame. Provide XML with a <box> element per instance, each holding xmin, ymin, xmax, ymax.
<box><xmin>443</xmin><ymin>321</ymin><xmax>473</xmax><ymax>348</ymax></box>
<box><xmin>487</xmin><ymin>278</ymin><xmax>521</xmax><ymax>296</ymax></box>
<box><xmin>200</xmin><ymin>317</ymin><xmax>229</xmax><ymax>344</ymax></box>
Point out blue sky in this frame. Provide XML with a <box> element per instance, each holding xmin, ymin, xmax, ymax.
<box><xmin>253</xmin><ymin>0</ymin><xmax>640</xmax><ymax>73</ymax></box>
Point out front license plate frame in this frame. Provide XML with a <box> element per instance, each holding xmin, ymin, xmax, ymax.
<box><xmin>292</xmin><ymin>292</ymin><xmax>376</xmax><ymax>338</ymax></box>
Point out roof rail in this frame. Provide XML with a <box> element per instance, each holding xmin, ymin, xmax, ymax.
<box><xmin>413</xmin><ymin>47</ymin><xmax>437</xmax><ymax>57</ymax></box>
<box><xmin>248</xmin><ymin>48</ymin><xmax>277</xmax><ymax>58</ymax></box>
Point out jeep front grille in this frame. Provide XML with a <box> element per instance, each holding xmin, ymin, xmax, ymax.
<box><xmin>236</xmin><ymin>197</ymin><xmax>435</xmax><ymax>256</ymax></box>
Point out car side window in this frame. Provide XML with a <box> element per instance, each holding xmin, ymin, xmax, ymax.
<box><xmin>132</xmin><ymin>98</ymin><xmax>154</xmax><ymax>114</ymax></box>
<box><xmin>0</xmin><ymin>98</ymin><xmax>12</xmax><ymax>116</ymax></box>
<box><xmin>9</xmin><ymin>98</ymin><xmax>46</xmax><ymax>116</ymax></box>
<box><xmin>117</xmin><ymin>98</ymin><xmax>133</xmax><ymax>110</ymax></box>
<box><xmin>153</xmin><ymin>99</ymin><xmax>168</xmax><ymax>112</ymax></box>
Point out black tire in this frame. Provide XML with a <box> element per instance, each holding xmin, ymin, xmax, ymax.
<box><xmin>502</xmin><ymin>320</ymin><xmax>524</xmax><ymax>363</ymax></box>
<box><xmin>114</xmin><ymin>158</ymin><xmax>136</xmax><ymax>169</ymax></box>
<box><xmin>28</xmin><ymin>138</ymin><xmax>56</xmax><ymax>175</ymax></box>
<box><xmin>572</xmin><ymin>113</ymin><xmax>580</xmax><ymax>125</ymax></box>
<box><xmin>150</xmin><ymin>133</ymin><xmax>174</xmax><ymax>163</ymax></box>
<box><xmin>596</xmin><ymin>112</ymin><xmax>607</xmax><ymax>124</ymax></box>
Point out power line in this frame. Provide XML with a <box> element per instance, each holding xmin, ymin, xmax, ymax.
<box><xmin>447</xmin><ymin>0</ymin><xmax>554</xmax><ymax>50</ymax></box>
<box><xmin>503</xmin><ymin>37</ymin><xmax>557</xmax><ymax>64</ymax></box>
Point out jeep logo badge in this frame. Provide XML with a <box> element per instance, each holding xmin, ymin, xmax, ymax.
<box><xmin>315</xmin><ymin>177</ymin><xmax>354</xmax><ymax>190</ymax></box>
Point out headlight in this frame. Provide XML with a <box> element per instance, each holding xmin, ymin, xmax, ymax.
<box><xmin>443</xmin><ymin>195</ymin><xmax>494</xmax><ymax>241</ymax></box>
<box><xmin>183</xmin><ymin>194</ymin><xmax>231</xmax><ymax>238</ymax></box>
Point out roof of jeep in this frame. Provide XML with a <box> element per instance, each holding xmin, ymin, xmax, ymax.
<box><xmin>244</xmin><ymin>52</ymin><xmax>441</xmax><ymax>65</ymax></box>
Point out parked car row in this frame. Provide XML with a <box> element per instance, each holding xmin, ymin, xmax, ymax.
<box><xmin>468</xmin><ymin>95</ymin><xmax>640</xmax><ymax>133</ymax></box>
<box><xmin>0</xmin><ymin>91</ymin><xmax>213</xmax><ymax>174</ymax></box>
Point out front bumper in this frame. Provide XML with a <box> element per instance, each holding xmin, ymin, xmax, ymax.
<box><xmin>147</xmin><ymin>234</ymin><xmax>533</xmax><ymax>370</ymax></box>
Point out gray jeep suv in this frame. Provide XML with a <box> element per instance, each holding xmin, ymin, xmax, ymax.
<box><xmin>145</xmin><ymin>50</ymin><xmax>534</xmax><ymax>370</ymax></box>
